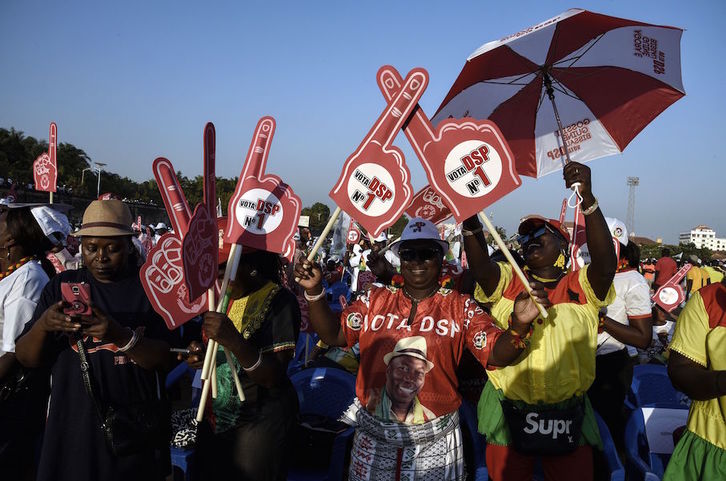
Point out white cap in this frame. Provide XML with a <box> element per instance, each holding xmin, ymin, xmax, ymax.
<box><xmin>383</xmin><ymin>336</ymin><xmax>435</xmax><ymax>372</ymax></box>
<box><xmin>30</xmin><ymin>206</ymin><xmax>71</xmax><ymax>246</ymax></box>
<box><xmin>389</xmin><ymin>217</ymin><xmax>448</xmax><ymax>255</ymax></box>
<box><xmin>154</xmin><ymin>222</ymin><xmax>168</xmax><ymax>230</ymax></box>
<box><xmin>605</xmin><ymin>217</ymin><xmax>628</xmax><ymax>246</ymax></box>
<box><xmin>373</xmin><ymin>232</ymin><xmax>388</xmax><ymax>243</ymax></box>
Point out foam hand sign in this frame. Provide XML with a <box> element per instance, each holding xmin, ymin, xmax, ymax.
<box><xmin>405</xmin><ymin>185</ymin><xmax>451</xmax><ymax>225</ymax></box>
<box><xmin>141</xmin><ymin>158</ymin><xmax>207</xmax><ymax>329</ymax></box>
<box><xmin>225</xmin><ymin>117</ymin><xmax>302</xmax><ymax>255</ymax></box>
<box><xmin>141</xmin><ymin>233</ymin><xmax>208</xmax><ymax>329</ymax></box>
<box><xmin>653</xmin><ymin>264</ymin><xmax>691</xmax><ymax>313</ymax></box>
<box><xmin>377</xmin><ymin>66</ymin><xmax>521</xmax><ymax>223</ymax></box>
<box><xmin>33</xmin><ymin>122</ymin><xmax>58</xmax><ymax>192</ymax></box>
<box><xmin>347</xmin><ymin>222</ymin><xmax>362</xmax><ymax>245</ymax></box>
<box><xmin>182</xmin><ymin>123</ymin><xmax>219</xmax><ymax>302</ymax></box>
<box><xmin>153</xmin><ymin>157</ymin><xmax>192</xmax><ymax>234</ymax></box>
<box><xmin>329</xmin><ymin>69</ymin><xmax>427</xmax><ymax>237</ymax></box>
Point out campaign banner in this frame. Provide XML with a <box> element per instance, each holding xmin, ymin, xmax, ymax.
<box><xmin>558</xmin><ymin>198</ymin><xmax>567</xmax><ymax>224</ymax></box>
<box><xmin>329</xmin><ymin>69</ymin><xmax>427</xmax><ymax>237</ymax></box>
<box><xmin>33</xmin><ymin>122</ymin><xmax>58</xmax><ymax>193</ymax></box>
<box><xmin>405</xmin><ymin>185</ymin><xmax>451</xmax><ymax>225</ymax></box>
<box><xmin>182</xmin><ymin>123</ymin><xmax>219</xmax><ymax>302</ymax></box>
<box><xmin>377</xmin><ymin>66</ymin><xmax>520</xmax><ymax>223</ymax></box>
<box><xmin>225</xmin><ymin>117</ymin><xmax>302</xmax><ymax>259</ymax></box>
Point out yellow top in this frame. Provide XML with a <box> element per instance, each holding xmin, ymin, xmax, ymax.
<box><xmin>474</xmin><ymin>263</ymin><xmax>614</xmax><ymax>404</ymax></box>
<box><xmin>703</xmin><ymin>266</ymin><xmax>724</xmax><ymax>284</ymax></box>
<box><xmin>686</xmin><ymin>267</ymin><xmax>709</xmax><ymax>294</ymax></box>
<box><xmin>669</xmin><ymin>284</ymin><xmax>726</xmax><ymax>449</ymax></box>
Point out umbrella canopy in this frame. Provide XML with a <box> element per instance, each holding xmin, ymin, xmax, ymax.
<box><xmin>432</xmin><ymin>8</ymin><xmax>684</xmax><ymax>178</ymax></box>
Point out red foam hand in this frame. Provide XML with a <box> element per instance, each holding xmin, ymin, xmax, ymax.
<box><xmin>225</xmin><ymin>117</ymin><xmax>302</xmax><ymax>254</ymax></box>
<box><xmin>377</xmin><ymin>66</ymin><xmax>521</xmax><ymax>223</ymax></box>
<box><xmin>33</xmin><ymin>122</ymin><xmax>58</xmax><ymax>192</ymax></box>
<box><xmin>182</xmin><ymin>123</ymin><xmax>219</xmax><ymax>301</ymax></box>
<box><xmin>405</xmin><ymin>185</ymin><xmax>451</xmax><ymax>225</ymax></box>
<box><xmin>330</xmin><ymin>69</ymin><xmax>427</xmax><ymax>238</ymax></box>
<box><xmin>153</xmin><ymin>157</ymin><xmax>192</xmax><ymax>235</ymax></box>
<box><xmin>141</xmin><ymin>233</ymin><xmax>208</xmax><ymax>329</ymax></box>
<box><xmin>142</xmin><ymin>158</ymin><xmax>207</xmax><ymax>329</ymax></box>
<box><xmin>653</xmin><ymin>264</ymin><xmax>691</xmax><ymax>313</ymax></box>
<box><xmin>346</xmin><ymin>222</ymin><xmax>362</xmax><ymax>245</ymax></box>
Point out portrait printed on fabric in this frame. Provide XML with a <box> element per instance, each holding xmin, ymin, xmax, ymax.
<box><xmin>369</xmin><ymin>336</ymin><xmax>436</xmax><ymax>424</ymax></box>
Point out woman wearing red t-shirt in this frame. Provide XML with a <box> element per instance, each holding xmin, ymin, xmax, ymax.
<box><xmin>295</xmin><ymin>218</ymin><xmax>547</xmax><ymax>481</ymax></box>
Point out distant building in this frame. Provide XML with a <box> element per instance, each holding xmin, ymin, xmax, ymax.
<box><xmin>679</xmin><ymin>225</ymin><xmax>726</xmax><ymax>251</ymax></box>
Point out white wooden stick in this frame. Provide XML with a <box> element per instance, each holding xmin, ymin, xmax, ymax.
<box><xmin>294</xmin><ymin>206</ymin><xmax>342</xmax><ymax>282</ymax></box>
<box><xmin>478</xmin><ymin>212</ymin><xmax>549</xmax><ymax>319</ymax></box>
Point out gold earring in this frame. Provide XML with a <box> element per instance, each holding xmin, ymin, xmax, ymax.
<box><xmin>553</xmin><ymin>253</ymin><xmax>566</xmax><ymax>269</ymax></box>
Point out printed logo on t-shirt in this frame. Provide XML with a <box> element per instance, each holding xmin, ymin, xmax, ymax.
<box><xmin>472</xmin><ymin>330</ymin><xmax>487</xmax><ymax>350</ymax></box>
<box><xmin>347</xmin><ymin>312</ymin><xmax>363</xmax><ymax>331</ymax></box>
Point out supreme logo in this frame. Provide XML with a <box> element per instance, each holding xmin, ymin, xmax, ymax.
<box><xmin>523</xmin><ymin>412</ymin><xmax>574</xmax><ymax>442</ymax></box>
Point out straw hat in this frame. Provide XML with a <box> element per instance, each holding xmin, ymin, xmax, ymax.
<box><xmin>383</xmin><ymin>336</ymin><xmax>435</xmax><ymax>372</ymax></box>
<box><xmin>73</xmin><ymin>200</ymin><xmax>134</xmax><ymax>237</ymax></box>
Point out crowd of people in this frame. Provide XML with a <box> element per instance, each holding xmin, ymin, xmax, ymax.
<box><xmin>0</xmin><ymin>160</ymin><xmax>724</xmax><ymax>481</ymax></box>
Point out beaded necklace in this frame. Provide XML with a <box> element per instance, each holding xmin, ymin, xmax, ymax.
<box><xmin>0</xmin><ymin>256</ymin><xmax>34</xmax><ymax>281</ymax></box>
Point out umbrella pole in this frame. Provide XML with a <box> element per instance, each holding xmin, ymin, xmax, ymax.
<box><xmin>543</xmin><ymin>72</ymin><xmax>583</xmax><ymax>207</ymax></box>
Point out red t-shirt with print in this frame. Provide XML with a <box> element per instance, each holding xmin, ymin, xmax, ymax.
<box><xmin>340</xmin><ymin>285</ymin><xmax>502</xmax><ymax>421</ymax></box>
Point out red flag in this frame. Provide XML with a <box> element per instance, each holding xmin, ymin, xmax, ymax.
<box><xmin>558</xmin><ymin>198</ymin><xmax>567</xmax><ymax>224</ymax></box>
<box><xmin>377</xmin><ymin>66</ymin><xmax>520</xmax><ymax>223</ymax></box>
<box><xmin>329</xmin><ymin>69</ymin><xmax>427</xmax><ymax>237</ymax></box>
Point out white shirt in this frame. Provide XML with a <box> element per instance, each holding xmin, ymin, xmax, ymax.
<box><xmin>598</xmin><ymin>269</ymin><xmax>652</xmax><ymax>356</ymax></box>
<box><xmin>0</xmin><ymin>261</ymin><xmax>50</xmax><ymax>355</ymax></box>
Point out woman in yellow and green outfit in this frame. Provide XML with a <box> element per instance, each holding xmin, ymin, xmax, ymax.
<box><xmin>462</xmin><ymin>162</ymin><xmax>616</xmax><ymax>481</ymax></box>
<box><xmin>663</xmin><ymin>279</ymin><xmax>726</xmax><ymax>480</ymax></box>
<box><xmin>182</xmin><ymin>240</ymin><xmax>301</xmax><ymax>481</ymax></box>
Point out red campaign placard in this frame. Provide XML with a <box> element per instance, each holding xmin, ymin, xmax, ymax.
<box><xmin>33</xmin><ymin>122</ymin><xmax>58</xmax><ymax>193</ymax></box>
<box><xmin>347</xmin><ymin>222</ymin><xmax>362</xmax><ymax>245</ymax></box>
<box><xmin>141</xmin><ymin>158</ymin><xmax>207</xmax><ymax>329</ymax></box>
<box><xmin>405</xmin><ymin>185</ymin><xmax>451</xmax><ymax>225</ymax></box>
<box><xmin>376</xmin><ymin>66</ymin><xmax>520</xmax><ymax>223</ymax></box>
<box><xmin>653</xmin><ymin>264</ymin><xmax>691</xmax><ymax>312</ymax></box>
<box><xmin>329</xmin><ymin>69</ymin><xmax>428</xmax><ymax>238</ymax></box>
<box><xmin>141</xmin><ymin>233</ymin><xmax>208</xmax><ymax>329</ymax></box>
<box><xmin>225</xmin><ymin>117</ymin><xmax>302</xmax><ymax>257</ymax></box>
<box><xmin>182</xmin><ymin>123</ymin><xmax>219</xmax><ymax>302</ymax></box>
<box><xmin>558</xmin><ymin>198</ymin><xmax>567</xmax><ymax>224</ymax></box>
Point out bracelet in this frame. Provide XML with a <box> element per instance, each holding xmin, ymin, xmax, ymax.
<box><xmin>507</xmin><ymin>316</ymin><xmax>533</xmax><ymax>349</ymax></box>
<box><xmin>304</xmin><ymin>289</ymin><xmax>327</xmax><ymax>302</ymax></box>
<box><xmin>242</xmin><ymin>351</ymin><xmax>263</xmax><ymax>372</ymax></box>
<box><xmin>581</xmin><ymin>198</ymin><xmax>599</xmax><ymax>216</ymax></box>
<box><xmin>462</xmin><ymin>226</ymin><xmax>483</xmax><ymax>237</ymax></box>
<box><xmin>118</xmin><ymin>327</ymin><xmax>143</xmax><ymax>352</ymax></box>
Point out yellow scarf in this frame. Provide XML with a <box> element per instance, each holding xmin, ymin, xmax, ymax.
<box><xmin>226</xmin><ymin>281</ymin><xmax>280</xmax><ymax>340</ymax></box>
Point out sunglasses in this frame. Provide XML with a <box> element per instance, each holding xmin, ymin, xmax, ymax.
<box><xmin>398</xmin><ymin>247</ymin><xmax>441</xmax><ymax>263</ymax></box>
<box><xmin>517</xmin><ymin>225</ymin><xmax>559</xmax><ymax>245</ymax></box>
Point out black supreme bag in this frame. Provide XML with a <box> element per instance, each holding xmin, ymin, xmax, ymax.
<box><xmin>500</xmin><ymin>398</ymin><xmax>585</xmax><ymax>456</ymax></box>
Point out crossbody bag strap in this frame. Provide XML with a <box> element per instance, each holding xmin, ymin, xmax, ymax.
<box><xmin>76</xmin><ymin>338</ymin><xmax>109</xmax><ymax>430</ymax></box>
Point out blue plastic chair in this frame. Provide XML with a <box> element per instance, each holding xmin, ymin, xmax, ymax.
<box><xmin>458</xmin><ymin>399</ymin><xmax>488</xmax><ymax>481</ymax></box>
<box><xmin>288</xmin><ymin>367</ymin><xmax>357</xmax><ymax>481</ymax></box>
<box><xmin>624</xmin><ymin>406</ymin><xmax>689</xmax><ymax>481</ymax></box>
<box><xmin>594</xmin><ymin>411</ymin><xmax>626</xmax><ymax>481</ymax></box>
<box><xmin>165</xmin><ymin>362</ymin><xmax>199</xmax><ymax>481</ymax></box>
<box><xmin>626</xmin><ymin>364</ymin><xmax>690</xmax><ymax>410</ymax></box>
<box><xmin>287</xmin><ymin>332</ymin><xmax>320</xmax><ymax>376</ymax></box>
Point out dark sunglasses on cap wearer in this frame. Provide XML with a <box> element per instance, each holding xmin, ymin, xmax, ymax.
<box><xmin>517</xmin><ymin>224</ymin><xmax>562</xmax><ymax>246</ymax></box>
<box><xmin>398</xmin><ymin>247</ymin><xmax>441</xmax><ymax>263</ymax></box>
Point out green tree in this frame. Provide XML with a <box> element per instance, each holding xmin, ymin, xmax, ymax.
<box><xmin>301</xmin><ymin>202</ymin><xmax>331</xmax><ymax>235</ymax></box>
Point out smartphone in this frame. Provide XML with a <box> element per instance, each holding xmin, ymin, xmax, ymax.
<box><xmin>169</xmin><ymin>348</ymin><xmax>191</xmax><ymax>356</ymax></box>
<box><xmin>61</xmin><ymin>282</ymin><xmax>92</xmax><ymax>317</ymax></box>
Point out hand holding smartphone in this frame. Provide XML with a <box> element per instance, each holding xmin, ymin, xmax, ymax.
<box><xmin>60</xmin><ymin>282</ymin><xmax>92</xmax><ymax>317</ymax></box>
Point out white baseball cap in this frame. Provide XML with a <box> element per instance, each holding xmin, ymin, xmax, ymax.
<box><xmin>389</xmin><ymin>217</ymin><xmax>448</xmax><ymax>255</ymax></box>
<box><xmin>154</xmin><ymin>222</ymin><xmax>168</xmax><ymax>230</ymax></box>
<box><xmin>605</xmin><ymin>217</ymin><xmax>628</xmax><ymax>246</ymax></box>
<box><xmin>373</xmin><ymin>232</ymin><xmax>388</xmax><ymax>243</ymax></box>
<box><xmin>30</xmin><ymin>206</ymin><xmax>71</xmax><ymax>246</ymax></box>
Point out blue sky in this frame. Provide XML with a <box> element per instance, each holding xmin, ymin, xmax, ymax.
<box><xmin>2</xmin><ymin>1</ymin><xmax>723</xmax><ymax>244</ymax></box>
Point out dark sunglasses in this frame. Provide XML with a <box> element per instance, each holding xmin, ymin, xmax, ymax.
<box><xmin>517</xmin><ymin>225</ymin><xmax>559</xmax><ymax>245</ymax></box>
<box><xmin>398</xmin><ymin>247</ymin><xmax>441</xmax><ymax>263</ymax></box>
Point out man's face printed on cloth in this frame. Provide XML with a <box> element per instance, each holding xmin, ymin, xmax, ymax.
<box><xmin>386</xmin><ymin>355</ymin><xmax>427</xmax><ymax>407</ymax></box>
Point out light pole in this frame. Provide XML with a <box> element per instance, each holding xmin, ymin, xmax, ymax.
<box><xmin>81</xmin><ymin>162</ymin><xmax>107</xmax><ymax>198</ymax></box>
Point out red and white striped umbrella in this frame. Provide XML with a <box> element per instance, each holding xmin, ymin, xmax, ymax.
<box><xmin>432</xmin><ymin>8</ymin><xmax>685</xmax><ymax>179</ymax></box>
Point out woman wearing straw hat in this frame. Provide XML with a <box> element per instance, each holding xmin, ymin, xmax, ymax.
<box><xmin>0</xmin><ymin>204</ymin><xmax>69</xmax><ymax>479</ymax></box>
<box><xmin>295</xmin><ymin>217</ymin><xmax>548</xmax><ymax>481</ymax></box>
<box><xmin>15</xmin><ymin>199</ymin><xmax>178</xmax><ymax>481</ymax></box>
